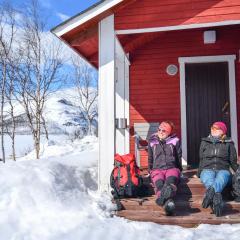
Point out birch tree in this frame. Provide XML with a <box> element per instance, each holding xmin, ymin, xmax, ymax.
<box><xmin>0</xmin><ymin>2</ymin><xmax>17</xmax><ymax>163</ymax></box>
<box><xmin>72</xmin><ymin>58</ymin><xmax>98</xmax><ymax>135</ymax></box>
<box><xmin>15</xmin><ymin>0</ymin><xmax>63</xmax><ymax>159</ymax></box>
<box><xmin>5</xmin><ymin>62</ymin><xmax>18</xmax><ymax>161</ymax></box>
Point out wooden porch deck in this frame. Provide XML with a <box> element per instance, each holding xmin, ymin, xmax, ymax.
<box><xmin>115</xmin><ymin>170</ymin><xmax>240</xmax><ymax>227</ymax></box>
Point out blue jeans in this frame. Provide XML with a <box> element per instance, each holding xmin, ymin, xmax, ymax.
<box><xmin>200</xmin><ymin>169</ymin><xmax>231</xmax><ymax>193</ymax></box>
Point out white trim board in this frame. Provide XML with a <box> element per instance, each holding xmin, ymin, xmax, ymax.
<box><xmin>124</xmin><ymin>55</ymin><xmax>130</xmax><ymax>154</ymax></box>
<box><xmin>98</xmin><ymin>15</ymin><xmax>116</xmax><ymax>193</ymax></box>
<box><xmin>116</xmin><ymin>37</ymin><xmax>130</xmax><ymax>65</ymax></box>
<box><xmin>116</xmin><ymin>20</ymin><xmax>240</xmax><ymax>35</ymax></box>
<box><xmin>115</xmin><ymin>37</ymin><xmax>130</xmax><ymax>155</ymax></box>
<box><xmin>178</xmin><ymin>55</ymin><xmax>238</xmax><ymax>164</ymax></box>
<box><xmin>53</xmin><ymin>0</ymin><xmax>124</xmax><ymax>37</ymax></box>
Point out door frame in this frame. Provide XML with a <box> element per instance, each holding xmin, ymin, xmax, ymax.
<box><xmin>178</xmin><ymin>55</ymin><xmax>238</xmax><ymax>165</ymax></box>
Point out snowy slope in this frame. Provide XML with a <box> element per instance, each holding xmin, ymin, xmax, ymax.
<box><xmin>0</xmin><ymin>136</ymin><xmax>240</xmax><ymax>239</ymax></box>
<box><xmin>3</xmin><ymin>87</ymin><xmax>97</xmax><ymax>134</ymax></box>
<box><xmin>44</xmin><ymin>88</ymin><xmax>87</xmax><ymax>128</ymax></box>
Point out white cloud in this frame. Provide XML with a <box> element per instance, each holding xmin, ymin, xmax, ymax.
<box><xmin>56</xmin><ymin>12</ymin><xmax>70</xmax><ymax>22</ymax></box>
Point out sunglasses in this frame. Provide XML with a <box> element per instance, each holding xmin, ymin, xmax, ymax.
<box><xmin>158</xmin><ymin>128</ymin><xmax>167</xmax><ymax>133</ymax></box>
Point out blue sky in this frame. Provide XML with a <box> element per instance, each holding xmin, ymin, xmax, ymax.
<box><xmin>1</xmin><ymin>0</ymin><xmax>101</xmax><ymax>30</ymax></box>
<box><xmin>0</xmin><ymin>0</ymin><xmax>100</xmax><ymax>87</ymax></box>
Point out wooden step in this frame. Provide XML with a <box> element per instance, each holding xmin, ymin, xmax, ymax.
<box><xmin>116</xmin><ymin>209</ymin><xmax>240</xmax><ymax>228</ymax></box>
<box><xmin>114</xmin><ymin>172</ymin><xmax>239</xmax><ymax>227</ymax></box>
<box><xmin>115</xmin><ymin>169</ymin><xmax>239</xmax><ymax>227</ymax></box>
<box><xmin>119</xmin><ymin>196</ymin><xmax>240</xmax><ymax>212</ymax></box>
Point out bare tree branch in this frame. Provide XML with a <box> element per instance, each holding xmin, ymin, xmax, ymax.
<box><xmin>14</xmin><ymin>0</ymin><xmax>64</xmax><ymax>159</ymax></box>
<box><xmin>71</xmin><ymin>57</ymin><xmax>98</xmax><ymax>136</ymax></box>
<box><xmin>0</xmin><ymin>2</ymin><xmax>17</xmax><ymax>162</ymax></box>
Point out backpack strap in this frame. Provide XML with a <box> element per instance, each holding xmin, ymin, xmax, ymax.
<box><xmin>116</xmin><ymin>162</ymin><xmax>121</xmax><ymax>185</ymax></box>
<box><xmin>126</xmin><ymin>164</ymin><xmax>133</xmax><ymax>196</ymax></box>
<box><xmin>110</xmin><ymin>166</ymin><xmax>123</xmax><ymax>211</ymax></box>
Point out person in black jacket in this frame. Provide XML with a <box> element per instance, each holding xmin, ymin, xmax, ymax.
<box><xmin>198</xmin><ymin>121</ymin><xmax>239</xmax><ymax>217</ymax></box>
<box><xmin>148</xmin><ymin>121</ymin><xmax>182</xmax><ymax>215</ymax></box>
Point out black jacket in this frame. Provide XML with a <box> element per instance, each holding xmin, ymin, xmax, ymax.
<box><xmin>148</xmin><ymin>134</ymin><xmax>182</xmax><ymax>172</ymax></box>
<box><xmin>198</xmin><ymin>136</ymin><xmax>239</xmax><ymax>177</ymax></box>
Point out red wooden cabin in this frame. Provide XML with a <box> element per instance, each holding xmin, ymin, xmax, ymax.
<box><xmin>52</xmin><ymin>0</ymin><xmax>240</xmax><ymax>226</ymax></box>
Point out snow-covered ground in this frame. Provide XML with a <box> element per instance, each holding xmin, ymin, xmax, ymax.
<box><xmin>0</xmin><ymin>134</ymin><xmax>68</xmax><ymax>160</ymax></box>
<box><xmin>0</xmin><ymin>136</ymin><xmax>240</xmax><ymax>240</ymax></box>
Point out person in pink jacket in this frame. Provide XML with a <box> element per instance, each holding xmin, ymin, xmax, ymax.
<box><xmin>148</xmin><ymin>121</ymin><xmax>182</xmax><ymax>215</ymax></box>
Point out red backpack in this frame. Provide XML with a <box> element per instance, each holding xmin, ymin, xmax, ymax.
<box><xmin>110</xmin><ymin>153</ymin><xmax>142</xmax><ymax>198</ymax></box>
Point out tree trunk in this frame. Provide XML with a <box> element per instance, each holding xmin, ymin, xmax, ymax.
<box><xmin>36</xmin><ymin>140</ymin><xmax>40</xmax><ymax>159</ymax></box>
<box><xmin>1</xmin><ymin>63</ymin><xmax>6</xmax><ymax>163</ymax></box>
<box><xmin>12</xmin><ymin>132</ymin><xmax>16</xmax><ymax>161</ymax></box>
<box><xmin>41</xmin><ymin>115</ymin><xmax>49</xmax><ymax>140</ymax></box>
<box><xmin>10</xmin><ymin>103</ymin><xmax>16</xmax><ymax>161</ymax></box>
<box><xmin>36</xmin><ymin>114</ymin><xmax>41</xmax><ymax>159</ymax></box>
<box><xmin>1</xmin><ymin>128</ymin><xmax>5</xmax><ymax>163</ymax></box>
<box><xmin>88</xmin><ymin>116</ymin><xmax>93</xmax><ymax>135</ymax></box>
<box><xmin>33</xmin><ymin>133</ymin><xmax>40</xmax><ymax>159</ymax></box>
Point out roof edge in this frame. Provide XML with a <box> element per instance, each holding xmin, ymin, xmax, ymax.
<box><xmin>51</xmin><ymin>0</ymin><xmax>124</xmax><ymax>37</ymax></box>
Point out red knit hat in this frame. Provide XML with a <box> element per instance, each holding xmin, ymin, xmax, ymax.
<box><xmin>212</xmin><ymin>122</ymin><xmax>227</xmax><ymax>134</ymax></box>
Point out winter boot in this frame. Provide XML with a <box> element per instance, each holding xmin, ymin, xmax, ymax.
<box><xmin>234</xmin><ymin>196</ymin><xmax>240</xmax><ymax>202</ymax></box>
<box><xmin>202</xmin><ymin>186</ymin><xmax>215</xmax><ymax>209</ymax></box>
<box><xmin>163</xmin><ymin>199</ymin><xmax>175</xmax><ymax>216</ymax></box>
<box><xmin>213</xmin><ymin>192</ymin><xmax>224</xmax><ymax>217</ymax></box>
<box><xmin>156</xmin><ymin>184</ymin><xmax>175</xmax><ymax>206</ymax></box>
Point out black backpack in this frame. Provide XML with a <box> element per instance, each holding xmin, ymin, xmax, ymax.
<box><xmin>232</xmin><ymin>167</ymin><xmax>240</xmax><ymax>202</ymax></box>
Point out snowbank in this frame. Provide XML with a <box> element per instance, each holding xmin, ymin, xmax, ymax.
<box><xmin>0</xmin><ymin>134</ymin><xmax>68</xmax><ymax>159</ymax></box>
<box><xmin>0</xmin><ymin>136</ymin><xmax>240</xmax><ymax>240</ymax></box>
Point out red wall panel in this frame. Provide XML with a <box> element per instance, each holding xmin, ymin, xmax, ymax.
<box><xmin>128</xmin><ymin>26</ymin><xmax>240</xmax><ymax>167</ymax></box>
<box><xmin>115</xmin><ymin>0</ymin><xmax>240</xmax><ymax>30</ymax></box>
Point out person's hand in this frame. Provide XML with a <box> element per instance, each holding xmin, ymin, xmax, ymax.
<box><xmin>180</xmin><ymin>173</ymin><xmax>187</xmax><ymax>179</ymax></box>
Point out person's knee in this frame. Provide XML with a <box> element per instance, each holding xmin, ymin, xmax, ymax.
<box><xmin>200</xmin><ymin>172</ymin><xmax>216</xmax><ymax>189</ymax></box>
<box><xmin>220</xmin><ymin>170</ymin><xmax>231</xmax><ymax>177</ymax></box>
<box><xmin>200</xmin><ymin>170</ymin><xmax>215</xmax><ymax>183</ymax></box>
<box><xmin>155</xmin><ymin>179</ymin><xmax>164</xmax><ymax>190</ymax></box>
<box><xmin>166</xmin><ymin>176</ymin><xmax>178</xmax><ymax>185</ymax></box>
<box><xmin>217</xmin><ymin>170</ymin><xmax>231</xmax><ymax>183</ymax></box>
<box><xmin>200</xmin><ymin>173</ymin><xmax>210</xmax><ymax>185</ymax></box>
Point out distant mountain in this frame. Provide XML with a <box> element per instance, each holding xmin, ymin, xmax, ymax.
<box><xmin>3</xmin><ymin>88</ymin><xmax>98</xmax><ymax>137</ymax></box>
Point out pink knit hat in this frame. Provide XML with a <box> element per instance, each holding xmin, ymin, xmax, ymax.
<box><xmin>212</xmin><ymin>122</ymin><xmax>227</xmax><ymax>134</ymax></box>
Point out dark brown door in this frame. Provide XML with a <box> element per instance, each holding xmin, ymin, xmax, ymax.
<box><xmin>185</xmin><ymin>62</ymin><xmax>230</xmax><ymax>167</ymax></box>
